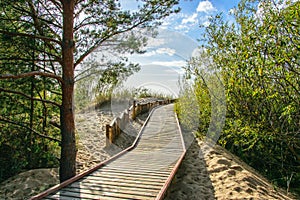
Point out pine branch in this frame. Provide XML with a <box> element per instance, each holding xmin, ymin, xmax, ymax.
<box><xmin>74</xmin><ymin>21</ymin><xmax>146</xmax><ymax>68</ymax></box>
<box><xmin>48</xmin><ymin>0</ymin><xmax>62</xmax><ymax>11</ymax></box>
<box><xmin>26</xmin><ymin>0</ymin><xmax>62</xmax><ymax>59</ymax></box>
<box><xmin>0</xmin><ymin>30</ymin><xmax>61</xmax><ymax>45</ymax></box>
<box><xmin>0</xmin><ymin>71</ymin><xmax>63</xmax><ymax>83</ymax></box>
<box><xmin>0</xmin><ymin>57</ymin><xmax>58</xmax><ymax>63</ymax></box>
<box><xmin>0</xmin><ymin>87</ymin><xmax>61</xmax><ymax>107</ymax></box>
<box><xmin>0</xmin><ymin>115</ymin><xmax>61</xmax><ymax>145</ymax></box>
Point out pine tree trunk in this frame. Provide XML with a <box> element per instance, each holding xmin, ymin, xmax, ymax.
<box><xmin>60</xmin><ymin>0</ymin><xmax>76</xmax><ymax>183</ymax></box>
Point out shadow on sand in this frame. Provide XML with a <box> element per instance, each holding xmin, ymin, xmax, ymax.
<box><xmin>164</xmin><ymin>130</ymin><xmax>216</xmax><ymax>200</ymax></box>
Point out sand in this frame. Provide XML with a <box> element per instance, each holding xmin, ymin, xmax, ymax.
<box><xmin>0</xmin><ymin>106</ymin><xmax>296</xmax><ymax>199</ymax></box>
<box><xmin>165</xmin><ymin>133</ymin><xmax>294</xmax><ymax>199</ymax></box>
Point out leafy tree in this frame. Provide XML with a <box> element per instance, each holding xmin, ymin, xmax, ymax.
<box><xmin>184</xmin><ymin>0</ymin><xmax>299</xmax><ymax>194</ymax></box>
<box><xmin>0</xmin><ymin>0</ymin><xmax>180</xmax><ymax>182</ymax></box>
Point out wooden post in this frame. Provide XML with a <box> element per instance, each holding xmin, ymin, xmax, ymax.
<box><xmin>111</xmin><ymin>125</ymin><xmax>115</xmax><ymax>144</ymax></box>
<box><xmin>106</xmin><ymin>124</ymin><xmax>111</xmax><ymax>147</ymax></box>
<box><xmin>116</xmin><ymin>117</ymin><xmax>121</xmax><ymax>136</ymax></box>
<box><xmin>132</xmin><ymin>100</ymin><xmax>136</xmax><ymax>119</ymax></box>
<box><xmin>136</xmin><ymin>103</ymin><xmax>140</xmax><ymax>116</ymax></box>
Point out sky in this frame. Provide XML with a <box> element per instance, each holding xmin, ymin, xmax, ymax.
<box><xmin>118</xmin><ymin>0</ymin><xmax>241</xmax><ymax>97</ymax></box>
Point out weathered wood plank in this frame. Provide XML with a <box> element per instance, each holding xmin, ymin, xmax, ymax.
<box><xmin>51</xmin><ymin>186</ymin><xmax>157</xmax><ymax>199</ymax></box>
<box><xmin>75</xmin><ymin>178</ymin><xmax>164</xmax><ymax>190</ymax></box>
<box><xmin>63</xmin><ymin>185</ymin><xmax>158</xmax><ymax>198</ymax></box>
<box><xmin>97</xmin><ymin>167</ymin><xmax>171</xmax><ymax>175</ymax></box>
<box><xmin>47</xmin><ymin>190</ymin><xmax>99</xmax><ymax>199</ymax></box>
<box><xmin>90</xmin><ymin>171</ymin><xmax>169</xmax><ymax>181</ymax></box>
<box><xmin>67</xmin><ymin>182</ymin><xmax>159</xmax><ymax>193</ymax></box>
<box><xmin>83</xmin><ymin>175</ymin><xmax>165</xmax><ymax>187</ymax></box>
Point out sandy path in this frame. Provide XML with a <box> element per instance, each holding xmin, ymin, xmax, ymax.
<box><xmin>75</xmin><ymin>108</ymin><xmax>117</xmax><ymax>172</ymax></box>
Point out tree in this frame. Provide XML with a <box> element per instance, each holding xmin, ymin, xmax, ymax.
<box><xmin>0</xmin><ymin>1</ymin><xmax>61</xmax><ymax>181</ymax></box>
<box><xmin>0</xmin><ymin>0</ymin><xmax>180</xmax><ymax>182</ymax></box>
<box><xmin>184</xmin><ymin>0</ymin><xmax>299</xmax><ymax>194</ymax></box>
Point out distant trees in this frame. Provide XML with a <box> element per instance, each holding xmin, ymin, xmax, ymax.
<box><xmin>0</xmin><ymin>0</ymin><xmax>179</xmax><ymax>182</ymax></box>
<box><xmin>181</xmin><ymin>0</ymin><xmax>299</xmax><ymax>195</ymax></box>
<box><xmin>74</xmin><ymin>46</ymin><xmax>142</xmax><ymax>109</ymax></box>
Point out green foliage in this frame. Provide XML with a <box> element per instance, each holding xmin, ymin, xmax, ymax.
<box><xmin>134</xmin><ymin>87</ymin><xmax>152</xmax><ymax>98</ymax></box>
<box><xmin>193</xmin><ymin>78</ymin><xmax>211</xmax><ymax>137</ymax></box>
<box><xmin>0</xmin><ymin>85</ymin><xmax>60</xmax><ymax>181</ymax></box>
<box><xmin>112</xmin><ymin>88</ymin><xmax>136</xmax><ymax>99</ymax></box>
<box><xmin>175</xmin><ymin>77</ymin><xmax>202</xmax><ymax>136</ymax></box>
<box><xmin>0</xmin><ymin>0</ymin><xmax>61</xmax><ymax>182</ymax></box>
<box><xmin>0</xmin><ymin>64</ymin><xmax>61</xmax><ymax>181</ymax></box>
<box><xmin>179</xmin><ymin>0</ymin><xmax>300</xmax><ymax>196</ymax></box>
<box><xmin>133</xmin><ymin>87</ymin><xmax>174</xmax><ymax>99</ymax></box>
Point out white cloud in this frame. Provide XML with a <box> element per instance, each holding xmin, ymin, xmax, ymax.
<box><xmin>141</xmin><ymin>47</ymin><xmax>176</xmax><ymax>57</ymax></box>
<box><xmin>140</xmin><ymin>50</ymin><xmax>157</xmax><ymax>57</ymax></box>
<box><xmin>146</xmin><ymin>37</ymin><xmax>166</xmax><ymax>48</ymax></box>
<box><xmin>151</xmin><ymin>60</ymin><xmax>187</xmax><ymax>67</ymax></box>
<box><xmin>159</xmin><ymin>12</ymin><xmax>185</xmax><ymax>30</ymax></box>
<box><xmin>182</xmin><ymin>13</ymin><xmax>198</xmax><ymax>24</ymax></box>
<box><xmin>174</xmin><ymin>24</ymin><xmax>189</xmax><ymax>31</ymax></box>
<box><xmin>156</xmin><ymin>48</ymin><xmax>176</xmax><ymax>56</ymax></box>
<box><xmin>197</xmin><ymin>0</ymin><xmax>217</xmax><ymax>13</ymax></box>
<box><xmin>176</xmin><ymin>13</ymin><xmax>199</xmax><ymax>33</ymax></box>
<box><xmin>197</xmin><ymin>15</ymin><xmax>211</xmax><ymax>27</ymax></box>
<box><xmin>161</xmin><ymin>21</ymin><xmax>171</xmax><ymax>28</ymax></box>
<box><xmin>174</xmin><ymin>22</ymin><xmax>192</xmax><ymax>33</ymax></box>
<box><xmin>164</xmin><ymin>68</ymin><xmax>185</xmax><ymax>75</ymax></box>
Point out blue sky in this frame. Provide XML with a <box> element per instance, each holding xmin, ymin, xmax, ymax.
<box><xmin>119</xmin><ymin>0</ymin><xmax>240</xmax><ymax>97</ymax></box>
<box><xmin>160</xmin><ymin>0</ymin><xmax>240</xmax><ymax>40</ymax></box>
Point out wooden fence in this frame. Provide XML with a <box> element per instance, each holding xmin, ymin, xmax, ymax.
<box><xmin>105</xmin><ymin>99</ymin><xmax>176</xmax><ymax>146</ymax></box>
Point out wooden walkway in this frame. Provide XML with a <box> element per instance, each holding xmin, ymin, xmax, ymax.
<box><xmin>31</xmin><ymin>104</ymin><xmax>186</xmax><ymax>200</ymax></box>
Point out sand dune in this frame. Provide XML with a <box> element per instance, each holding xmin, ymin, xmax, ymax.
<box><xmin>165</xmin><ymin>136</ymin><xmax>294</xmax><ymax>200</ymax></box>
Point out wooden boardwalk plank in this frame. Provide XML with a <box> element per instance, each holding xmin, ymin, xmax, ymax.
<box><xmin>96</xmin><ymin>167</ymin><xmax>172</xmax><ymax>175</ymax></box>
<box><xmin>82</xmin><ymin>175</ymin><xmax>165</xmax><ymax>187</ymax></box>
<box><xmin>68</xmin><ymin>181</ymin><xmax>160</xmax><ymax>193</ymax></box>
<box><xmin>90</xmin><ymin>171</ymin><xmax>169</xmax><ymax>181</ymax></box>
<box><xmin>62</xmin><ymin>187</ymin><xmax>158</xmax><ymax>199</ymax></box>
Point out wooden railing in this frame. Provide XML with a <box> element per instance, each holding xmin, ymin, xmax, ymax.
<box><xmin>105</xmin><ymin>99</ymin><xmax>176</xmax><ymax>146</ymax></box>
